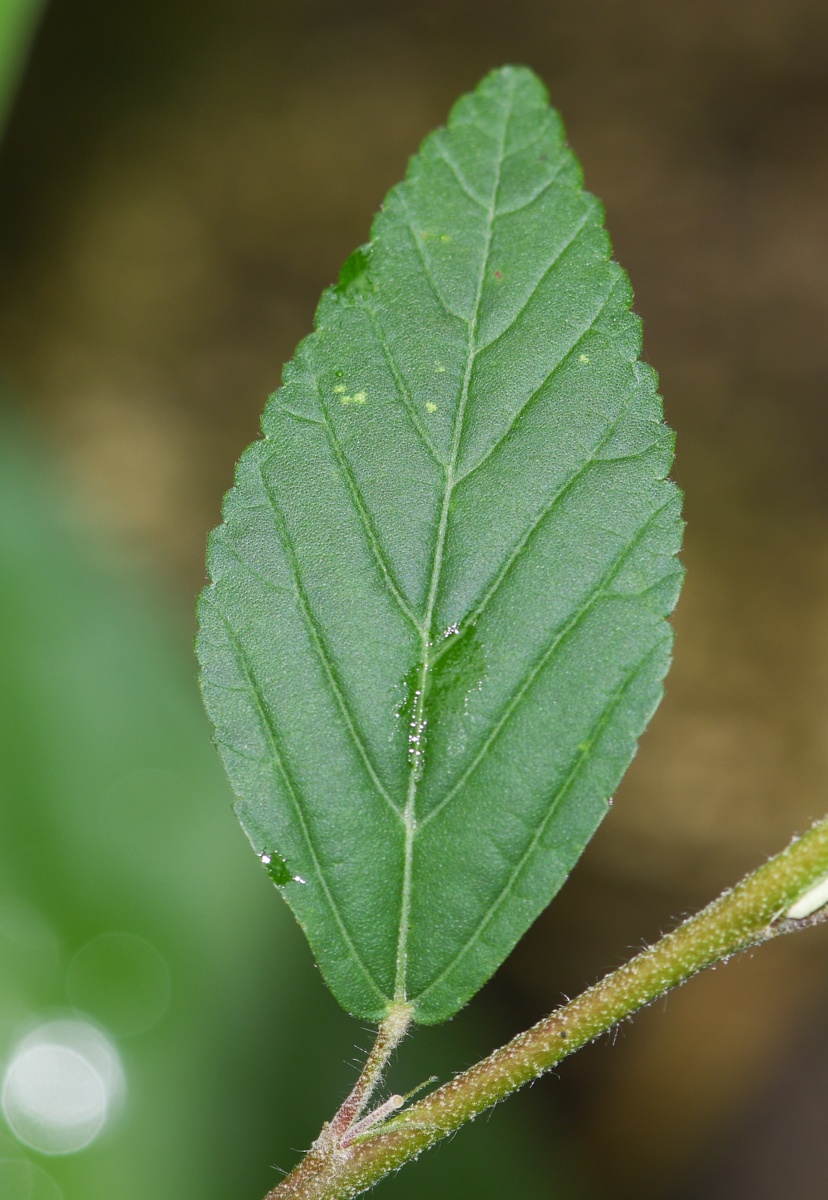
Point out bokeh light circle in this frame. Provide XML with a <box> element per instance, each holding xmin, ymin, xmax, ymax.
<box><xmin>68</xmin><ymin>933</ymin><xmax>171</xmax><ymax>1036</ymax></box>
<box><xmin>2</xmin><ymin>1020</ymin><xmax>124</xmax><ymax>1155</ymax></box>
<box><xmin>0</xmin><ymin>1157</ymin><xmax>63</xmax><ymax>1199</ymax></box>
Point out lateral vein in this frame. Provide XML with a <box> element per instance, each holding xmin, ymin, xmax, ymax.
<box><xmin>212</xmin><ymin>606</ymin><xmax>390</xmax><ymax>1003</ymax></box>
<box><xmin>474</xmin><ymin>207</ymin><xmax>592</xmax><ymax>355</ymax></box>
<box><xmin>431</xmin><ymin>140</ymin><xmax>488</xmax><ymax>209</ymax></box>
<box><xmin>258</xmin><ymin>463</ymin><xmax>405</xmax><ymax>823</ymax></box>
<box><xmin>398</xmin><ymin>193</ymin><xmax>469</xmax><ymax>324</ymax></box>
<box><xmin>495</xmin><ymin>160</ymin><xmax>566</xmax><ymax>216</ymax></box>
<box><xmin>314</xmin><ymin>376</ymin><xmax>426</xmax><ymax>637</ymax></box>
<box><xmin>421</xmin><ymin>499</ymin><xmax>674</xmax><ymax>829</ymax></box>
<box><xmin>433</xmin><ymin>388</ymin><xmax>639</xmax><ymax>656</ymax></box>
<box><xmin>364</xmin><ymin>305</ymin><xmax>446</xmax><ymax>468</ymax></box>
<box><xmin>456</xmin><ymin>281</ymin><xmax>618</xmax><ymax>486</ymax></box>
<box><xmin>414</xmin><ymin>647</ymin><xmax>660</xmax><ymax>1001</ymax></box>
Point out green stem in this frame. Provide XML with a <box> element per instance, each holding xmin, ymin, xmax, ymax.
<box><xmin>267</xmin><ymin>814</ymin><xmax>828</xmax><ymax>1200</ymax></box>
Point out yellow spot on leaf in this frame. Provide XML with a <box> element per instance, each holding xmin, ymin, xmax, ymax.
<box><xmin>334</xmin><ymin>384</ymin><xmax>346</xmax><ymax>393</ymax></box>
<box><xmin>579</xmin><ymin>354</ymin><xmax>590</xmax><ymax>364</ymax></box>
<box><xmin>426</xmin><ymin>402</ymin><xmax>438</xmax><ymax>413</ymax></box>
<box><xmin>440</xmin><ymin>235</ymin><xmax>451</xmax><ymax>243</ymax></box>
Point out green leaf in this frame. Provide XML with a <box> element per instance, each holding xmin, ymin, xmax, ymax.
<box><xmin>197</xmin><ymin>65</ymin><xmax>683</xmax><ymax>1024</ymax></box>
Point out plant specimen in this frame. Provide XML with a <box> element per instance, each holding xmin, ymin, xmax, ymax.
<box><xmin>197</xmin><ymin>66</ymin><xmax>828</xmax><ymax>1200</ymax></box>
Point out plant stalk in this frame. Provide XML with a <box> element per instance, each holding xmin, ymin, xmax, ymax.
<box><xmin>326</xmin><ymin>1003</ymin><xmax>411</xmax><ymax>1142</ymax></box>
<box><xmin>266</xmin><ymin>814</ymin><xmax>828</xmax><ymax>1200</ymax></box>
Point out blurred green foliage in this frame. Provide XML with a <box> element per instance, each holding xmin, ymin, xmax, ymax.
<box><xmin>0</xmin><ymin>412</ymin><xmax>583</xmax><ymax>1197</ymax></box>
<box><xmin>0</xmin><ymin>0</ymin><xmax>46</xmax><ymax>131</ymax></box>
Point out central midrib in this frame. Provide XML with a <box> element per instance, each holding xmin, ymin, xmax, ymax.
<box><xmin>392</xmin><ymin>84</ymin><xmax>514</xmax><ymax>1005</ymax></box>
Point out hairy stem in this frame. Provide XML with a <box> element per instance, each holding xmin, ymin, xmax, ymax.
<box><xmin>267</xmin><ymin>814</ymin><xmax>828</xmax><ymax>1200</ymax></box>
<box><xmin>326</xmin><ymin>1003</ymin><xmax>412</xmax><ymax>1142</ymax></box>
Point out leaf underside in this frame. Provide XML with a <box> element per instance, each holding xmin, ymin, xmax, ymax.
<box><xmin>197</xmin><ymin>66</ymin><xmax>684</xmax><ymax>1024</ymax></box>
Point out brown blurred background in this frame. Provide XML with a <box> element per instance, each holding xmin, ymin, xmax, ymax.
<box><xmin>1</xmin><ymin>0</ymin><xmax>828</xmax><ymax>1196</ymax></box>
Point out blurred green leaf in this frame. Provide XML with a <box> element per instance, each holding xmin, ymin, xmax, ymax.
<box><xmin>198</xmin><ymin>65</ymin><xmax>683</xmax><ymax>1024</ymax></box>
<box><xmin>0</xmin><ymin>409</ymin><xmax>280</xmax><ymax>1198</ymax></box>
<box><xmin>0</xmin><ymin>0</ymin><xmax>46</xmax><ymax>134</ymax></box>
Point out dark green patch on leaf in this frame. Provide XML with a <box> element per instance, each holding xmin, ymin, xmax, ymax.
<box><xmin>425</xmin><ymin>625</ymin><xmax>486</xmax><ymax>724</ymax></box>
<box><xmin>335</xmin><ymin>244</ymin><xmax>373</xmax><ymax>298</ymax></box>
<box><xmin>260</xmin><ymin>850</ymin><xmax>293</xmax><ymax>887</ymax></box>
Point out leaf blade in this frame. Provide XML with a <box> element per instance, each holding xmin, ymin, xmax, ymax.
<box><xmin>197</xmin><ymin>65</ymin><xmax>684</xmax><ymax>1023</ymax></box>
